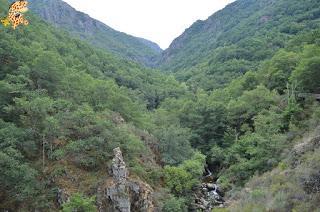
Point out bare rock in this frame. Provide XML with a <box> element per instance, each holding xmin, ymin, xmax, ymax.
<box><xmin>106</xmin><ymin>147</ymin><xmax>131</xmax><ymax>212</ymax></box>
<box><xmin>104</xmin><ymin>147</ymin><xmax>154</xmax><ymax>212</ymax></box>
<box><xmin>57</xmin><ymin>188</ymin><xmax>69</xmax><ymax>207</ymax></box>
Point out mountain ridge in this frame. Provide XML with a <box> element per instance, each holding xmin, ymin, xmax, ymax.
<box><xmin>157</xmin><ymin>0</ymin><xmax>320</xmax><ymax>89</ymax></box>
<box><xmin>28</xmin><ymin>0</ymin><xmax>162</xmax><ymax>66</ymax></box>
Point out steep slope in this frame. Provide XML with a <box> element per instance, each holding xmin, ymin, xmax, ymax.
<box><xmin>28</xmin><ymin>0</ymin><xmax>162</xmax><ymax>66</ymax></box>
<box><xmin>225</xmin><ymin>126</ymin><xmax>320</xmax><ymax>212</ymax></box>
<box><xmin>0</xmin><ymin>0</ymin><xmax>189</xmax><ymax>210</ymax></box>
<box><xmin>155</xmin><ymin>27</ymin><xmax>320</xmax><ymax>210</ymax></box>
<box><xmin>158</xmin><ymin>0</ymin><xmax>320</xmax><ymax>90</ymax></box>
<box><xmin>1</xmin><ymin>0</ymin><xmax>320</xmax><ymax>211</ymax></box>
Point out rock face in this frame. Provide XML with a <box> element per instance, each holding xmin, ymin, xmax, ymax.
<box><xmin>56</xmin><ymin>188</ymin><xmax>69</xmax><ymax>207</ymax></box>
<box><xmin>106</xmin><ymin>147</ymin><xmax>131</xmax><ymax>212</ymax></box>
<box><xmin>104</xmin><ymin>147</ymin><xmax>154</xmax><ymax>212</ymax></box>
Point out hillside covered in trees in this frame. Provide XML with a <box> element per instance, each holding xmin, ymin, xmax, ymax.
<box><xmin>28</xmin><ymin>0</ymin><xmax>162</xmax><ymax>66</ymax></box>
<box><xmin>158</xmin><ymin>0</ymin><xmax>320</xmax><ymax>90</ymax></box>
<box><xmin>1</xmin><ymin>0</ymin><xmax>320</xmax><ymax>211</ymax></box>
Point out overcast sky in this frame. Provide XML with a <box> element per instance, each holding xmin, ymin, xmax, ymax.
<box><xmin>63</xmin><ymin>0</ymin><xmax>235</xmax><ymax>49</ymax></box>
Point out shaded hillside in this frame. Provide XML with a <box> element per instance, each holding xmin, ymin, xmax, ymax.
<box><xmin>158</xmin><ymin>0</ymin><xmax>320</xmax><ymax>90</ymax></box>
<box><xmin>28</xmin><ymin>0</ymin><xmax>162</xmax><ymax>66</ymax></box>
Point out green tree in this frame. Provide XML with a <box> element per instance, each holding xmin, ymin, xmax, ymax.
<box><xmin>264</xmin><ymin>50</ymin><xmax>299</xmax><ymax>93</ymax></box>
<box><xmin>0</xmin><ymin>150</ymin><xmax>38</xmax><ymax>204</ymax></box>
<box><xmin>162</xmin><ymin>196</ymin><xmax>187</xmax><ymax>212</ymax></box>
<box><xmin>155</xmin><ymin>125</ymin><xmax>194</xmax><ymax>165</ymax></box>
<box><xmin>164</xmin><ymin>152</ymin><xmax>205</xmax><ymax>195</ymax></box>
<box><xmin>62</xmin><ymin>193</ymin><xmax>96</xmax><ymax>212</ymax></box>
<box><xmin>227</xmin><ymin>85</ymin><xmax>279</xmax><ymax>133</ymax></box>
<box><xmin>290</xmin><ymin>45</ymin><xmax>320</xmax><ymax>92</ymax></box>
<box><xmin>224</xmin><ymin>108</ymin><xmax>286</xmax><ymax>185</ymax></box>
<box><xmin>30</xmin><ymin>51</ymin><xmax>66</xmax><ymax>94</ymax></box>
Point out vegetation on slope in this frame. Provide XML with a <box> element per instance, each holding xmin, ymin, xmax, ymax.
<box><xmin>157</xmin><ymin>28</ymin><xmax>320</xmax><ymax>190</ymax></box>
<box><xmin>0</xmin><ymin>0</ymin><xmax>320</xmax><ymax>211</ymax></box>
<box><xmin>158</xmin><ymin>0</ymin><xmax>320</xmax><ymax>90</ymax></box>
<box><xmin>0</xmin><ymin>1</ymin><xmax>191</xmax><ymax>209</ymax></box>
<box><xmin>28</xmin><ymin>0</ymin><xmax>162</xmax><ymax>66</ymax></box>
<box><xmin>224</xmin><ymin>124</ymin><xmax>320</xmax><ymax>212</ymax></box>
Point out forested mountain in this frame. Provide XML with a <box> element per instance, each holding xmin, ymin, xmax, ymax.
<box><xmin>0</xmin><ymin>0</ymin><xmax>187</xmax><ymax>210</ymax></box>
<box><xmin>28</xmin><ymin>0</ymin><xmax>162</xmax><ymax>66</ymax></box>
<box><xmin>1</xmin><ymin>0</ymin><xmax>320</xmax><ymax>211</ymax></box>
<box><xmin>158</xmin><ymin>0</ymin><xmax>320</xmax><ymax>90</ymax></box>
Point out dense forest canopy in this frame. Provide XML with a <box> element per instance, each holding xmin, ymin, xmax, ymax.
<box><xmin>0</xmin><ymin>0</ymin><xmax>320</xmax><ymax>211</ymax></box>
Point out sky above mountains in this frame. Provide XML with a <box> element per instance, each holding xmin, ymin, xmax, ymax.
<box><xmin>63</xmin><ymin>0</ymin><xmax>235</xmax><ymax>49</ymax></box>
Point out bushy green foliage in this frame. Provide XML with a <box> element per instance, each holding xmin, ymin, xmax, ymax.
<box><xmin>0</xmin><ymin>120</ymin><xmax>39</xmax><ymax>207</ymax></box>
<box><xmin>62</xmin><ymin>193</ymin><xmax>96</xmax><ymax>212</ymax></box>
<box><xmin>164</xmin><ymin>152</ymin><xmax>205</xmax><ymax>195</ymax></box>
<box><xmin>0</xmin><ymin>150</ymin><xmax>38</xmax><ymax>201</ymax></box>
<box><xmin>264</xmin><ymin>50</ymin><xmax>299</xmax><ymax>93</ymax></box>
<box><xmin>154</xmin><ymin>125</ymin><xmax>194</xmax><ymax>165</ymax></box>
<box><xmin>290</xmin><ymin>45</ymin><xmax>320</xmax><ymax>92</ymax></box>
<box><xmin>162</xmin><ymin>196</ymin><xmax>187</xmax><ymax>212</ymax></box>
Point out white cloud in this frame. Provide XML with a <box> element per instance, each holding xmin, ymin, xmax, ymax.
<box><xmin>63</xmin><ymin>0</ymin><xmax>235</xmax><ymax>49</ymax></box>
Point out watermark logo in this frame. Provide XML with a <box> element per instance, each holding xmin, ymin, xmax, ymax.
<box><xmin>1</xmin><ymin>0</ymin><xmax>29</xmax><ymax>29</ymax></box>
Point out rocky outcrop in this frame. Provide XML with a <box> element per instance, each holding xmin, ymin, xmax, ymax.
<box><xmin>56</xmin><ymin>188</ymin><xmax>69</xmax><ymax>207</ymax></box>
<box><xmin>128</xmin><ymin>181</ymin><xmax>154</xmax><ymax>212</ymax></box>
<box><xmin>111</xmin><ymin>113</ymin><xmax>126</xmax><ymax>125</ymax></box>
<box><xmin>106</xmin><ymin>147</ymin><xmax>131</xmax><ymax>212</ymax></box>
<box><xmin>53</xmin><ymin>147</ymin><xmax>154</xmax><ymax>211</ymax></box>
<box><xmin>194</xmin><ymin>182</ymin><xmax>225</xmax><ymax>211</ymax></box>
<box><xmin>104</xmin><ymin>147</ymin><xmax>154</xmax><ymax>212</ymax></box>
<box><xmin>290</xmin><ymin>134</ymin><xmax>320</xmax><ymax>168</ymax></box>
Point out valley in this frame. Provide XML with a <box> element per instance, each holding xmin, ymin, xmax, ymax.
<box><xmin>0</xmin><ymin>0</ymin><xmax>320</xmax><ymax>211</ymax></box>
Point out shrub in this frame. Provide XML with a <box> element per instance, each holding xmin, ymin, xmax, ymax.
<box><xmin>164</xmin><ymin>152</ymin><xmax>205</xmax><ymax>195</ymax></box>
<box><xmin>162</xmin><ymin>196</ymin><xmax>187</xmax><ymax>212</ymax></box>
<box><xmin>62</xmin><ymin>193</ymin><xmax>96</xmax><ymax>212</ymax></box>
